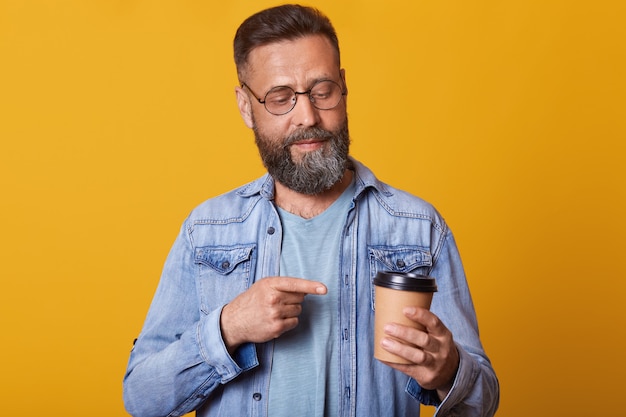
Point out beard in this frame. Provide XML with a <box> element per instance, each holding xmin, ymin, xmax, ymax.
<box><xmin>253</xmin><ymin>118</ymin><xmax>351</xmax><ymax>195</ymax></box>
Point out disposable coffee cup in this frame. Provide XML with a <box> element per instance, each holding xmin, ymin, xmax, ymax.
<box><xmin>373</xmin><ymin>271</ymin><xmax>437</xmax><ymax>364</ymax></box>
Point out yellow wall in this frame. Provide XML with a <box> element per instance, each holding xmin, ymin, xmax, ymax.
<box><xmin>1</xmin><ymin>1</ymin><xmax>624</xmax><ymax>416</ymax></box>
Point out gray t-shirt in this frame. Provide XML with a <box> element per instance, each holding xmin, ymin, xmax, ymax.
<box><xmin>268</xmin><ymin>180</ymin><xmax>355</xmax><ymax>417</ymax></box>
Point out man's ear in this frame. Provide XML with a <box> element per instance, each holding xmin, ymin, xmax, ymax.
<box><xmin>235</xmin><ymin>86</ymin><xmax>254</xmax><ymax>129</ymax></box>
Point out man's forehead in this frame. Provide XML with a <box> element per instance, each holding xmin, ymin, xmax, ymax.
<box><xmin>242</xmin><ymin>35</ymin><xmax>340</xmax><ymax>83</ymax></box>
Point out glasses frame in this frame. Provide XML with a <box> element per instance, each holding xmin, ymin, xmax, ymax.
<box><xmin>241</xmin><ymin>79</ymin><xmax>347</xmax><ymax>116</ymax></box>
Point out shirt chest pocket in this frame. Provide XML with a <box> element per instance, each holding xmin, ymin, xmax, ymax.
<box><xmin>194</xmin><ymin>244</ymin><xmax>256</xmax><ymax>314</ymax></box>
<box><xmin>368</xmin><ymin>245</ymin><xmax>432</xmax><ymax>311</ymax></box>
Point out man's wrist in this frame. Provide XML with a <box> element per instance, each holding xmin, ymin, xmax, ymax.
<box><xmin>220</xmin><ymin>304</ymin><xmax>242</xmax><ymax>355</ymax></box>
<box><xmin>436</xmin><ymin>346</ymin><xmax>460</xmax><ymax>400</ymax></box>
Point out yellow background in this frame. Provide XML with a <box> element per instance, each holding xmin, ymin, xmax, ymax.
<box><xmin>1</xmin><ymin>1</ymin><xmax>624</xmax><ymax>416</ymax></box>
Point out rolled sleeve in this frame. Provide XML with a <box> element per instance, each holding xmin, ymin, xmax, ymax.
<box><xmin>197</xmin><ymin>306</ymin><xmax>259</xmax><ymax>383</ymax></box>
<box><xmin>411</xmin><ymin>344</ymin><xmax>499</xmax><ymax>417</ymax></box>
<box><xmin>406</xmin><ymin>343</ymin><xmax>498</xmax><ymax>416</ymax></box>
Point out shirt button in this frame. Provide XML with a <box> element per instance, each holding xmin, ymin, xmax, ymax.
<box><xmin>252</xmin><ymin>392</ymin><xmax>262</xmax><ymax>401</ymax></box>
<box><xmin>267</xmin><ymin>227</ymin><xmax>275</xmax><ymax>235</ymax></box>
<box><xmin>221</xmin><ymin>261</ymin><xmax>230</xmax><ymax>269</ymax></box>
<box><xmin>396</xmin><ymin>259</ymin><xmax>405</xmax><ymax>268</ymax></box>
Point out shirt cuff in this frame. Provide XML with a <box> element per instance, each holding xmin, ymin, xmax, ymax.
<box><xmin>434</xmin><ymin>344</ymin><xmax>481</xmax><ymax>415</ymax></box>
<box><xmin>407</xmin><ymin>378</ymin><xmax>440</xmax><ymax>407</ymax></box>
<box><xmin>196</xmin><ymin>305</ymin><xmax>259</xmax><ymax>383</ymax></box>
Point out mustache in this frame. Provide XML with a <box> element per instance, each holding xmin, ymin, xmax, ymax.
<box><xmin>282</xmin><ymin>127</ymin><xmax>336</xmax><ymax>148</ymax></box>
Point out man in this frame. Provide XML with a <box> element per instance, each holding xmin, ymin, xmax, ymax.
<box><xmin>123</xmin><ymin>4</ymin><xmax>499</xmax><ymax>417</ymax></box>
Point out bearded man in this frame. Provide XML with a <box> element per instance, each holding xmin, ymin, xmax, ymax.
<box><xmin>123</xmin><ymin>5</ymin><xmax>499</xmax><ymax>417</ymax></box>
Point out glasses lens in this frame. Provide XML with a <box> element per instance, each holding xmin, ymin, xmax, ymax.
<box><xmin>309</xmin><ymin>80</ymin><xmax>343</xmax><ymax>110</ymax></box>
<box><xmin>264</xmin><ymin>87</ymin><xmax>296</xmax><ymax>115</ymax></box>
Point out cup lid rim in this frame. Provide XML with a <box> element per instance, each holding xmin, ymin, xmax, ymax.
<box><xmin>373</xmin><ymin>271</ymin><xmax>438</xmax><ymax>292</ymax></box>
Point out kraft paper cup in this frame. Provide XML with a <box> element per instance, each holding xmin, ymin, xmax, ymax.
<box><xmin>373</xmin><ymin>271</ymin><xmax>437</xmax><ymax>364</ymax></box>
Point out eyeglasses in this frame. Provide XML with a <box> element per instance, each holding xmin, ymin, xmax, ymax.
<box><xmin>241</xmin><ymin>79</ymin><xmax>347</xmax><ymax>116</ymax></box>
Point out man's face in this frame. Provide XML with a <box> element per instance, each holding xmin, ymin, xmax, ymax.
<box><xmin>236</xmin><ymin>35</ymin><xmax>350</xmax><ymax>195</ymax></box>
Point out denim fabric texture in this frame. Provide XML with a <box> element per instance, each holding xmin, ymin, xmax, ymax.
<box><xmin>123</xmin><ymin>158</ymin><xmax>499</xmax><ymax>417</ymax></box>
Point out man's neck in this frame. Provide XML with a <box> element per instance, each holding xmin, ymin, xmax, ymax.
<box><xmin>274</xmin><ymin>169</ymin><xmax>353</xmax><ymax>219</ymax></box>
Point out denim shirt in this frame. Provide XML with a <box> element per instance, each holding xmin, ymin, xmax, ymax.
<box><xmin>123</xmin><ymin>158</ymin><xmax>499</xmax><ymax>417</ymax></box>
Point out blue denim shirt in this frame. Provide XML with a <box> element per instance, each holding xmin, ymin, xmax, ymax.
<box><xmin>123</xmin><ymin>158</ymin><xmax>499</xmax><ymax>417</ymax></box>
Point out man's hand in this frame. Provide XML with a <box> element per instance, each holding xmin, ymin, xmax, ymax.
<box><xmin>379</xmin><ymin>307</ymin><xmax>460</xmax><ymax>400</ymax></box>
<box><xmin>220</xmin><ymin>276</ymin><xmax>327</xmax><ymax>353</ymax></box>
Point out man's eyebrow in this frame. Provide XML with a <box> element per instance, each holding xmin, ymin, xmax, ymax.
<box><xmin>298</xmin><ymin>76</ymin><xmax>342</xmax><ymax>90</ymax></box>
<box><xmin>264</xmin><ymin>73</ymin><xmax>341</xmax><ymax>92</ymax></box>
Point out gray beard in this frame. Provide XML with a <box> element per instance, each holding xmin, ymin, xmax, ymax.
<box><xmin>253</xmin><ymin>120</ymin><xmax>350</xmax><ymax>195</ymax></box>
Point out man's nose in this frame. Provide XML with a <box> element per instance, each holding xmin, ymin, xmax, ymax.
<box><xmin>290</xmin><ymin>93</ymin><xmax>320</xmax><ymax>127</ymax></box>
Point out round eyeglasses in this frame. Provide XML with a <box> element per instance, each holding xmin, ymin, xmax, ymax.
<box><xmin>241</xmin><ymin>79</ymin><xmax>347</xmax><ymax>116</ymax></box>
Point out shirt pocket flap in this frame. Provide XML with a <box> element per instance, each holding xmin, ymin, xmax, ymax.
<box><xmin>194</xmin><ymin>245</ymin><xmax>255</xmax><ymax>275</ymax></box>
<box><xmin>368</xmin><ymin>246</ymin><xmax>432</xmax><ymax>272</ymax></box>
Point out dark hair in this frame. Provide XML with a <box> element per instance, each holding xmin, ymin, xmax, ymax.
<box><xmin>234</xmin><ymin>4</ymin><xmax>340</xmax><ymax>79</ymax></box>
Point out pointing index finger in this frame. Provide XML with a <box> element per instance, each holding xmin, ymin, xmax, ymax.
<box><xmin>273</xmin><ymin>277</ymin><xmax>327</xmax><ymax>295</ymax></box>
